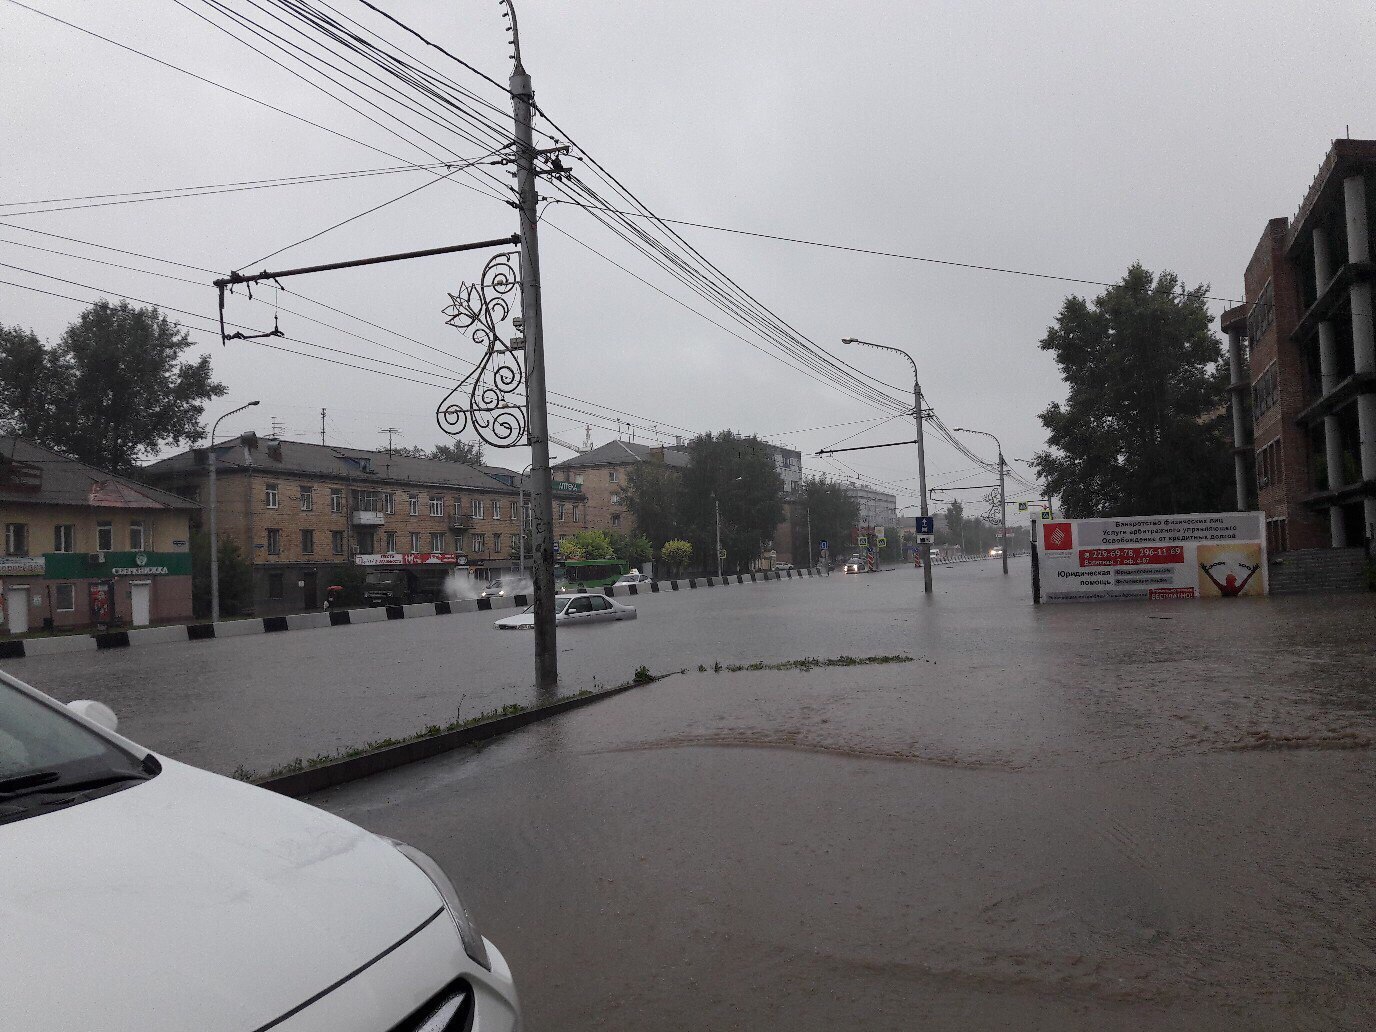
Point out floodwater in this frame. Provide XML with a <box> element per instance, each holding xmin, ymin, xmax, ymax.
<box><xmin>301</xmin><ymin>564</ymin><xmax>1376</xmax><ymax>1030</ymax></box>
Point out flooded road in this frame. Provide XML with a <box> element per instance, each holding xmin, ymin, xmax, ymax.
<box><xmin>300</xmin><ymin>565</ymin><xmax>1376</xmax><ymax>1030</ymax></box>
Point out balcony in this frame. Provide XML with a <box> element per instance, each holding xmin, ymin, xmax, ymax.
<box><xmin>448</xmin><ymin>515</ymin><xmax>474</xmax><ymax>532</ymax></box>
<box><xmin>351</xmin><ymin>510</ymin><xmax>385</xmax><ymax>527</ymax></box>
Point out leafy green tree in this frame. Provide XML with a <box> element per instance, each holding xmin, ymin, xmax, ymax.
<box><xmin>800</xmin><ymin>477</ymin><xmax>859</xmax><ymax>566</ymax></box>
<box><xmin>608</xmin><ymin>531</ymin><xmax>653</xmax><ymax>566</ymax></box>
<box><xmin>334</xmin><ymin>561</ymin><xmax>367</xmax><ymax>608</ymax></box>
<box><xmin>678</xmin><ymin>432</ymin><xmax>784</xmax><ymax>573</ymax></box>
<box><xmin>622</xmin><ymin>460</ymin><xmax>682</xmax><ymax>555</ymax></box>
<box><xmin>938</xmin><ymin>500</ymin><xmax>965</xmax><ymax>547</ymax></box>
<box><xmin>1033</xmin><ymin>264</ymin><xmax>1233</xmax><ymax>517</ymax></box>
<box><xmin>561</xmin><ymin>529</ymin><xmax>616</xmax><ymax>562</ymax></box>
<box><xmin>660</xmin><ymin>539</ymin><xmax>692</xmax><ymax>577</ymax></box>
<box><xmin>0</xmin><ymin>302</ymin><xmax>224</xmax><ymax>473</ymax></box>
<box><xmin>429</xmin><ymin>440</ymin><xmax>485</xmax><ymax>466</ymax></box>
<box><xmin>190</xmin><ymin>531</ymin><xmax>252</xmax><ymax>618</ymax></box>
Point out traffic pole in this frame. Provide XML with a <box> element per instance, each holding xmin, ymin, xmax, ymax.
<box><xmin>508</xmin><ymin>8</ymin><xmax>557</xmax><ymax>689</ymax></box>
<box><xmin>999</xmin><ymin>451</ymin><xmax>1008</xmax><ymax>575</ymax></box>
<box><xmin>914</xmin><ymin>379</ymin><xmax>933</xmax><ymax>594</ymax></box>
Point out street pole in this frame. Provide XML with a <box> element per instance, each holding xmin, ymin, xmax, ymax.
<box><xmin>954</xmin><ymin>426</ymin><xmax>1008</xmax><ymax>576</ymax></box>
<box><xmin>807</xmin><ymin>505</ymin><xmax>813</xmax><ymax>572</ymax></box>
<box><xmin>208</xmin><ymin>400</ymin><xmax>258</xmax><ymax>621</ymax></box>
<box><xmin>715</xmin><ymin>496</ymin><xmax>723</xmax><ymax>579</ymax></box>
<box><xmin>506</xmin><ymin>2</ymin><xmax>557</xmax><ymax>688</ymax></box>
<box><xmin>842</xmin><ymin>339</ymin><xmax>932</xmax><ymax>594</ymax></box>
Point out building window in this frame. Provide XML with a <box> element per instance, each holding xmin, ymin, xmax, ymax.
<box><xmin>611</xmin><ymin>493</ymin><xmax>622</xmax><ymax>506</ymax></box>
<box><xmin>268</xmin><ymin>572</ymin><xmax>284</xmax><ymax>599</ymax></box>
<box><xmin>1267</xmin><ymin>517</ymin><xmax>1289</xmax><ymax>554</ymax></box>
<box><xmin>265</xmin><ymin>483</ymin><xmax>279</xmax><ymax>508</ymax></box>
<box><xmin>410</xmin><ymin>532</ymin><xmax>422</xmax><ymax>553</ymax></box>
<box><xmin>1251</xmin><ymin>362</ymin><xmax>1279</xmax><ymax>423</ymax></box>
<box><xmin>430</xmin><ymin>532</ymin><xmax>446</xmax><ymax>552</ymax></box>
<box><xmin>608</xmin><ymin>469</ymin><xmax>619</xmax><ymax>483</ymax></box>
<box><xmin>384</xmin><ymin>531</ymin><xmax>397</xmax><ymax>553</ymax></box>
<box><xmin>575</xmin><ymin>473</ymin><xmax>584</xmax><ymax>486</ymax></box>
<box><xmin>408</xmin><ymin>493</ymin><xmax>419</xmax><ymax>516</ymax></box>
<box><xmin>4</xmin><ymin>523</ymin><xmax>27</xmax><ymax>557</ymax></box>
<box><xmin>332</xmin><ymin>530</ymin><xmax>345</xmax><ymax>555</ymax></box>
<box><xmin>352</xmin><ymin>490</ymin><xmax>379</xmax><ymax>513</ymax></box>
<box><xmin>129</xmin><ymin>521</ymin><xmax>145</xmax><ymax>551</ymax></box>
<box><xmin>453</xmin><ymin>534</ymin><xmax>464</xmax><ymax>552</ymax></box>
<box><xmin>611</xmin><ymin>513</ymin><xmax>622</xmax><ymax>528</ymax></box>
<box><xmin>471</xmin><ymin>498</ymin><xmax>485</xmax><ymax>519</ymax></box>
<box><xmin>53</xmin><ymin>524</ymin><xmax>75</xmax><ymax>553</ymax></box>
<box><xmin>299</xmin><ymin>529</ymin><xmax>314</xmax><ymax>555</ymax></box>
<box><xmin>557</xmin><ymin>503</ymin><xmax>565</xmax><ymax>521</ymax></box>
<box><xmin>510</xmin><ymin>501</ymin><xmax>519</xmax><ymax>520</ymax></box>
<box><xmin>430</xmin><ymin>496</ymin><xmax>444</xmax><ymax>517</ymax></box>
<box><xmin>55</xmin><ymin>583</ymin><xmax>75</xmax><ymax>612</ymax></box>
<box><xmin>471</xmin><ymin>533</ymin><xmax>486</xmax><ymax>553</ymax></box>
<box><xmin>300</xmin><ymin>485</ymin><xmax>314</xmax><ymax>511</ymax></box>
<box><xmin>356</xmin><ymin>531</ymin><xmax>375</xmax><ymax>554</ymax></box>
<box><xmin>572</xmin><ymin>505</ymin><xmax>581</xmax><ymax>522</ymax></box>
<box><xmin>266</xmin><ymin>528</ymin><xmax>281</xmax><ymax>555</ymax></box>
<box><xmin>493</xmin><ymin>533</ymin><xmax>502</xmax><ymax>554</ymax></box>
<box><xmin>1247</xmin><ymin>281</ymin><xmax>1275</xmax><ymax>344</ymax></box>
<box><xmin>383</xmin><ymin>492</ymin><xmax>395</xmax><ymax>515</ymax></box>
<box><xmin>97</xmin><ymin>522</ymin><xmax>113</xmax><ymax>551</ymax></box>
<box><xmin>331</xmin><ymin>488</ymin><xmax>344</xmax><ymax>514</ymax></box>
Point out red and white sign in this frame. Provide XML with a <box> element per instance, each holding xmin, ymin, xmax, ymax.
<box><xmin>353</xmin><ymin>552</ymin><xmax>463</xmax><ymax>567</ymax></box>
<box><xmin>1034</xmin><ymin>512</ymin><xmax>1266</xmax><ymax>603</ymax></box>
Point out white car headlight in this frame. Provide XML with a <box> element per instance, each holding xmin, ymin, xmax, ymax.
<box><xmin>390</xmin><ymin>840</ymin><xmax>491</xmax><ymax>971</ymax></box>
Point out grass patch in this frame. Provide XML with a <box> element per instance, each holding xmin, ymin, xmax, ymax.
<box><xmin>712</xmin><ymin>654</ymin><xmax>914</xmax><ymax>673</ymax></box>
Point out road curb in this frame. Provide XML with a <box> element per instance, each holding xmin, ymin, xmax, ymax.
<box><xmin>257</xmin><ymin>673</ymin><xmax>672</xmax><ymax>798</ymax></box>
<box><xmin>0</xmin><ymin>568</ymin><xmax>827</xmax><ymax>660</ymax></box>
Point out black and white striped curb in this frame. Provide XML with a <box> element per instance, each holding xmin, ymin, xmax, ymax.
<box><xmin>0</xmin><ymin>567</ymin><xmax>826</xmax><ymax>661</ymax></box>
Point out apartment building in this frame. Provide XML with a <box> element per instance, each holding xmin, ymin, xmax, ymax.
<box><xmin>146</xmin><ymin>435</ymin><xmax>585</xmax><ymax>615</ymax></box>
<box><xmin>1</xmin><ymin>437</ymin><xmax>195</xmax><ymax>633</ymax></box>
<box><xmin>1222</xmin><ymin>139</ymin><xmax>1376</xmax><ymax>551</ymax></box>
<box><xmin>553</xmin><ymin>440</ymin><xmax>688</xmax><ymax>536</ymax></box>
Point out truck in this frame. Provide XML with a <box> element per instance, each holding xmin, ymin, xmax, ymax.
<box><xmin>362</xmin><ymin>566</ymin><xmax>453</xmax><ymax>606</ymax></box>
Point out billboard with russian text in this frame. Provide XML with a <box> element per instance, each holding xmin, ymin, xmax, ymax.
<box><xmin>1034</xmin><ymin>512</ymin><xmax>1267</xmax><ymax>603</ymax></box>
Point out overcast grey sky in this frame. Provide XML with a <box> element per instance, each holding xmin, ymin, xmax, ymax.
<box><xmin>4</xmin><ymin>0</ymin><xmax>1372</xmax><ymax>511</ymax></box>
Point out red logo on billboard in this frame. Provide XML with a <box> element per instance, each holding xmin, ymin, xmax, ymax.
<box><xmin>1043</xmin><ymin>522</ymin><xmax>1072</xmax><ymax>550</ymax></box>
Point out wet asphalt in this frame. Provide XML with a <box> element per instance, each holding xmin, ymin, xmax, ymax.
<box><xmin>282</xmin><ymin>562</ymin><xmax>1376</xmax><ymax>1031</ymax></box>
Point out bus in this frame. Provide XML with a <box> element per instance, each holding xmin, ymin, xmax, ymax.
<box><xmin>556</xmin><ymin>559</ymin><xmax>629</xmax><ymax>591</ymax></box>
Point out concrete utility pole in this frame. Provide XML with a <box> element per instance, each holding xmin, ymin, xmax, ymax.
<box><xmin>505</xmin><ymin>1</ymin><xmax>557</xmax><ymax>688</ymax></box>
<box><xmin>842</xmin><ymin>339</ymin><xmax>933</xmax><ymax>594</ymax></box>
<box><xmin>954</xmin><ymin>427</ymin><xmax>1008</xmax><ymax>576</ymax></box>
<box><xmin>715</xmin><ymin>496</ymin><xmax>723</xmax><ymax>579</ymax></box>
<box><xmin>208</xmin><ymin>400</ymin><xmax>259</xmax><ymax>621</ymax></box>
<box><xmin>806</xmin><ymin>505</ymin><xmax>813</xmax><ymax>573</ymax></box>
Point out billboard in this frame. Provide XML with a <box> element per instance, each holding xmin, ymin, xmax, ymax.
<box><xmin>354</xmin><ymin>552</ymin><xmax>463</xmax><ymax>567</ymax></box>
<box><xmin>1034</xmin><ymin>512</ymin><xmax>1267</xmax><ymax>603</ymax></box>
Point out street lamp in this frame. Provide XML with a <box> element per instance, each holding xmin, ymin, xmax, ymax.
<box><xmin>208</xmin><ymin>400</ymin><xmax>260</xmax><ymax>621</ymax></box>
<box><xmin>841</xmin><ymin>338</ymin><xmax>933</xmax><ymax>594</ymax></box>
<box><xmin>713</xmin><ymin>476</ymin><xmax>743</xmax><ymax>579</ymax></box>
<box><xmin>953</xmin><ymin>426</ymin><xmax>1008</xmax><ymax>575</ymax></box>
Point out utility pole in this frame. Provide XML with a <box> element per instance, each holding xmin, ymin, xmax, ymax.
<box><xmin>954</xmin><ymin>427</ymin><xmax>1009</xmax><ymax>575</ymax></box>
<box><xmin>505</xmin><ymin>1</ymin><xmax>557</xmax><ymax>688</ymax></box>
<box><xmin>320</xmin><ymin>408</ymin><xmax>326</xmax><ymax>446</ymax></box>
<box><xmin>842</xmin><ymin>339</ymin><xmax>932</xmax><ymax>594</ymax></box>
<box><xmin>806</xmin><ymin>505</ymin><xmax>813</xmax><ymax>573</ymax></box>
<box><xmin>381</xmin><ymin>427</ymin><xmax>400</xmax><ymax>454</ymax></box>
<box><xmin>715</xmin><ymin>496</ymin><xmax>723</xmax><ymax>579</ymax></box>
<box><xmin>209</xmin><ymin>400</ymin><xmax>259</xmax><ymax>621</ymax></box>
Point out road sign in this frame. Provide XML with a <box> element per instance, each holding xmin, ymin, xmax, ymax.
<box><xmin>819</xmin><ymin>539</ymin><xmax>828</xmax><ymax>551</ymax></box>
<box><xmin>1017</xmin><ymin>501</ymin><xmax>1028</xmax><ymax>512</ymax></box>
<box><xmin>914</xmin><ymin>516</ymin><xmax>935</xmax><ymax>535</ymax></box>
<box><xmin>915</xmin><ymin>534</ymin><xmax>935</xmax><ymax>544</ymax></box>
<box><xmin>718</xmin><ymin>548</ymin><xmax>726</xmax><ymax>559</ymax></box>
<box><xmin>858</xmin><ymin>534</ymin><xmax>868</xmax><ymax>547</ymax></box>
<box><xmin>875</xmin><ymin>532</ymin><xmax>886</xmax><ymax>546</ymax></box>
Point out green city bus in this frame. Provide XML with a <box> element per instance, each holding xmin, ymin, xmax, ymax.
<box><xmin>556</xmin><ymin>559</ymin><xmax>629</xmax><ymax>591</ymax></box>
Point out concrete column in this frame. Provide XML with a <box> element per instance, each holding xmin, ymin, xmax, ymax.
<box><xmin>1314</xmin><ymin>225</ymin><xmax>1348</xmax><ymax>545</ymax></box>
<box><xmin>1344</xmin><ymin>173</ymin><xmax>1376</xmax><ymax>545</ymax></box>
<box><xmin>1314</xmin><ymin>225</ymin><xmax>1334</xmax><ymax>291</ymax></box>
<box><xmin>1227</xmin><ymin>325</ymin><xmax>1250</xmax><ymax>511</ymax></box>
<box><xmin>1325</xmin><ymin>415</ymin><xmax>1348</xmax><ymax>546</ymax></box>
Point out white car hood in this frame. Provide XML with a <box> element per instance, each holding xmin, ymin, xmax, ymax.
<box><xmin>0</xmin><ymin>759</ymin><xmax>445</xmax><ymax>1032</ymax></box>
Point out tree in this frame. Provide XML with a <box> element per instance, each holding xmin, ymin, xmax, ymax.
<box><xmin>1033</xmin><ymin>264</ymin><xmax>1233</xmax><ymax>517</ymax></box>
<box><xmin>0</xmin><ymin>301</ymin><xmax>225</xmax><ymax>472</ymax></box>
<box><xmin>661</xmin><ymin>539</ymin><xmax>692</xmax><ymax>577</ymax></box>
<box><xmin>800</xmin><ymin>477</ymin><xmax>859</xmax><ymax>566</ymax></box>
<box><xmin>678</xmin><ymin>432</ymin><xmax>784</xmax><ymax>572</ymax></box>
<box><xmin>622</xmin><ymin>460</ymin><xmax>682</xmax><ymax>555</ymax></box>
<box><xmin>190</xmin><ymin>531</ymin><xmax>252</xmax><ymax>618</ymax></box>
<box><xmin>429</xmin><ymin>439</ymin><xmax>485</xmax><ymax>466</ymax></box>
<box><xmin>560</xmin><ymin>529</ymin><xmax>616</xmax><ymax>561</ymax></box>
<box><xmin>608</xmin><ymin>531</ymin><xmax>652</xmax><ymax>566</ymax></box>
<box><xmin>940</xmin><ymin>500</ymin><xmax>965</xmax><ymax>548</ymax></box>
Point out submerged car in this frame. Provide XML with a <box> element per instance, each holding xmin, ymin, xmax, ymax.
<box><xmin>494</xmin><ymin>592</ymin><xmax>638</xmax><ymax>629</ymax></box>
<box><xmin>0</xmin><ymin>670</ymin><xmax>521</xmax><ymax>1032</ymax></box>
<box><xmin>844</xmin><ymin>556</ymin><xmax>863</xmax><ymax>574</ymax></box>
<box><xmin>611</xmin><ymin>571</ymin><xmax>652</xmax><ymax>588</ymax></box>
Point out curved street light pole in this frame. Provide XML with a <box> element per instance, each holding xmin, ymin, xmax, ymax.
<box><xmin>841</xmin><ymin>338</ymin><xmax>932</xmax><ymax>594</ymax></box>
<box><xmin>953</xmin><ymin>426</ymin><xmax>1008</xmax><ymax>575</ymax></box>
<box><xmin>208</xmin><ymin>400</ymin><xmax>260</xmax><ymax>621</ymax></box>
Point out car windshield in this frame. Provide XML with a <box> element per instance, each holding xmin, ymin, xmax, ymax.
<box><xmin>0</xmin><ymin>680</ymin><xmax>150</xmax><ymax>824</ymax></box>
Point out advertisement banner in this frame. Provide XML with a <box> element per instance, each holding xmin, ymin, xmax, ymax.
<box><xmin>1034</xmin><ymin>512</ymin><xmax>1267</xmax><ymax>603</ymax></box>
<box><xmin>354</xmin><ymin>552</ymin><xmax>463</xmax><ymax>567</ymax></box>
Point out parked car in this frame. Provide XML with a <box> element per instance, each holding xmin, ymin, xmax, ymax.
<box><xmin>612</xmin><ymin>571</ymin><xmax>652</xmax><ymax>588</ymax></box>
<box><xmin>0</xmin><ymin>669</ymin><xmax>522</xmax><ymax>1032</ymax></box>
<box><xmin>774</xmin><ymin>562</ymin><xmax>794</xmax><ymax>572</ymax></box>
<box><xmin>494</xmin><ymin>593</ymin><xmax>637</xmax><ymax>629</ymax></box>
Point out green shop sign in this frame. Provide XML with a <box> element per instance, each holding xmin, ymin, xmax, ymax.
<box><xmin>43</xmin><ymin>551</ymin><xmax>192</xmax><ymax>579</ymax></box>
<box><xmin>552</xmin><ymin>480</ymin><xmax>581</xmax><ymax>495</ymax></box>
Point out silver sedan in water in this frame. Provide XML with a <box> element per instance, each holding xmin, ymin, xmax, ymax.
<box><xmin>494</xmin><ymin>593</ymin><xmax>637</xmax><ymax>629</ymax></box>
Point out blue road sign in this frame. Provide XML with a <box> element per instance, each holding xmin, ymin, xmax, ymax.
<box><xmin>915</xmin><ymin>516</ymin><xmax>935</xmax><ymax>535</ymax></box>
<box><xmin>819</xmin><ymin>539</ymin><xmax>828</xmax><ymax>551</ymax></box>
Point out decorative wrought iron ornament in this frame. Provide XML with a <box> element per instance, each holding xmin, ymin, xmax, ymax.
<box><xmin>437</xmin><ymin>251</ymin><xmax>526</xmax><ymax>448</ymax></box>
